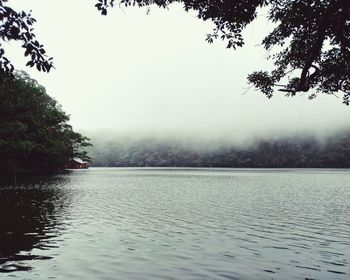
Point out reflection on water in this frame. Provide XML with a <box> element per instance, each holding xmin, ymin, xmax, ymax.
<box><xmin>0</xmin><ymin>175</ymin><xmax>72</xmax><ymax>273</ymax></box>
<box><xmin>0</xmin><ymin>168</ymin><xmax>350</xmax><ymax>279</ymax></box>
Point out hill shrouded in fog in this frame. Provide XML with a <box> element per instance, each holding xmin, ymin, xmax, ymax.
<box><xmin>89</xmin><ymin>131</ymin><xmax>350</xmax><ymax>168</ymax></box>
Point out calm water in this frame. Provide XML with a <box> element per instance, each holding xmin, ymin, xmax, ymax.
<box><xmin>0</xmin><ymin>168</ymin><xmax>350</xmax><ymax>279</ymax></box>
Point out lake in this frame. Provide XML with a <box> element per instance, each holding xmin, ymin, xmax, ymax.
<box><xmin>0</xmin><ymin>168</ymin><xmax>350</xmax><ymax>279</ymax></box>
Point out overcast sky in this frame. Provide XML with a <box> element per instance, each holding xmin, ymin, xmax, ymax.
<box><xmin>6</xmin><ymin>0</ymin><xmax>350</xmax><ymax>142</ymax></box>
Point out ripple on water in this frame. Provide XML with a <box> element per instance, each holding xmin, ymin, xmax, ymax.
<box><xmin>1</xmin><ymin>168</ymin><xmax>350</xmax><ymax>279</ymax></box>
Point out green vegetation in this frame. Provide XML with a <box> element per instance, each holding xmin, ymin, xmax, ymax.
<box><xmin>91</xmin><ymin>134</ymin><xmax>350</xmax><ymax>168</ymax></box>
<box><xmin>0</xmin><ymin>71</ymin><xmax>91</xmax><ymax>174</ymax></box>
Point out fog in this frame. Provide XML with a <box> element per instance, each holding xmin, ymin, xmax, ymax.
<box><xmin>6</xmin><ymin>0</ymin><xmax>350</xmax><ymax>144</ymax></box>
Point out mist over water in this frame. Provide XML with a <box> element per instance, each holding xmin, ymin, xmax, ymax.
<box><xmin>2</xmin><ymin>1</ymin><xmax>350</xmax><ymax>280</ymax></box>
<box><xmin>81</xmin><ymin>121</ymin><xmax>350</xmax><ymax>150</ymax></box>
<box><xmin>85</xmin><ymin>123</ymin><xmax>350</xmax><ymax>152</ymax></box>
<box><xmin>5</xmin><ymin>1</ymin><xmax>350</xmax><ymax>138</ymax></box>
<box><xmin>86</xmin><ymin>128</ymin><xmax>350</xmax><ymax>168</ymax></box>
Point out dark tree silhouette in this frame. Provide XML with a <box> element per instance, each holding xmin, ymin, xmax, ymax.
<box><xmin>95</xmin><ymin>0</ymin><xmax>350</xmax><ymax>104</ymax></box>
<box><xmin>0</xmin><ymin>0</ymin><xmax>53</xmax><ymax>81</ymax></box>
<box><xmin>0</xmin><ymin>71</ymin><xmax>91</xmax><ymax>174</ymax></box>
<box><xmin>1</xmin><ymin>1</ymin><xmax>349</xmax><ymax>103</ymax></box>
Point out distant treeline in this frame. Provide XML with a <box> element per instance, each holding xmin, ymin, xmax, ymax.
<box><xmin>91</xmin><ymin>133</ymin><xmax>350</xmax><ymax>168</ymax></box>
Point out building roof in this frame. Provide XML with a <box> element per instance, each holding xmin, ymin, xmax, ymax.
<box><xmin>72</xmin><ymin>157</ymin><xmax>85</xmax><ymax>164</ymax></box>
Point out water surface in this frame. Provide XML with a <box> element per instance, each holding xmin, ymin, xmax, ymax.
<box><xmin>1</xmin><ymin>168</ymin><xmax>350</xmax><ymax>279</ymax></box>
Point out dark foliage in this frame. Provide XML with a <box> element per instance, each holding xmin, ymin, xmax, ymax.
<box><xmin>0</xmin><ymin>1</ymin><xmax>53</xmax><ymax>82</ymax></box>
<box><xmin>91</xmin><ymin>134</ymin><xmax>350</xmax><ymax>168</ymax></box>
<box><xmin>95</xmin><ymin>0</ymin><xmax>350</xmax><ymax>104</ymax></box>
<box><xmin>0</xmin><ymin>71</ymin><xmax>91</xmax><ymax>174</ymax></box>
<box><xmin>1</xmin><ymin>1</ymin><xmax>348</xmax><ymax>103</ymax></box>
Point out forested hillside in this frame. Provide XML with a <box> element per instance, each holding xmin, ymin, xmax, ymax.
<box><xmin>0</xmin><ymin>71</ymin><xmax>91</xmax><ymax>174</ymax></box>
<box><xmin>91</xmin><ymin>133</ymin><xmax>350</xmax><ymax>168</ymax></box>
